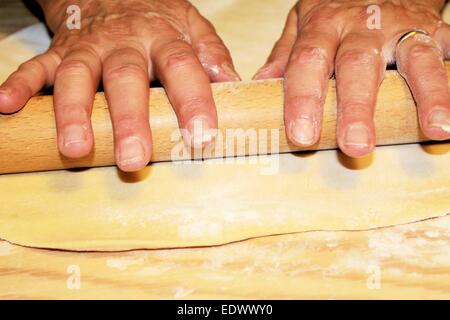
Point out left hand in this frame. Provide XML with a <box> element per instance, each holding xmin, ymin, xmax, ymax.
<box><xmin>254</xmin><ymin>0</ymin><xmax>450</xmax><ymax>157</ymax></box>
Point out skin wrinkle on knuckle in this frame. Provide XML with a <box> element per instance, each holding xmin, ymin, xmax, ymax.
<box><xmin>196</xmin><ymin>42</ymin><xmax>229</xmax><ymax>64</ymax></box>
<box><xmin>16</xmin><ymin>59</ymin><xmax>47</xmax><ymax>86</ymax></box>
<box><xmin>285</xmin><ymin>94</ymin><xmax>323</xmax><ymax>113</ymax></box>
<box><xmin>58</xmin><ymin>104</ymin><xmax>89</xmax><ymax>124</ymax></box>
<box><xmin>113</xmin><ymin>115</ymin><xmax>148</xmax><ymax>138</ymax></box>
<box><xmin>286</xmin><ymin>77</ymin><xmax>324</xmax><ymax>98</ymax></box>
<box><xmin>400</xmin><ymin>53</ymin><xmax>444</xmax><ymax>79</ymax></box>
<box><xmin>42</xmin><ymin>55</ymin><xmax>61</xmax><ymax>85</ymax></box>
<box><xmin>65</xmin><ymin>50</ymin><xmax>100</xmax><ymax>73</ymax></box>
<box><xmin>163</xmin><ymin>49</ymin><xmax>198</xmax><ymax>72</ymax></box>
<box><xmin>104</xmin><ymin>62</ymin><xmax>146</xmax><ymax>81</ymax></box>
<box><xmin>290</xmin><ymin>46</ymin><xmax>329</xmax><ymax>69</ymax></box>
<box><xmin>55</xmin><ymin>60</ymin><xmax>91</xmax><ymax>79</ymax></box>
<box><xmin>338</xmin><ymin>103</ymin><xmax>373</xmax><ymax>120</ymax></box>
<box><xmin>105</xmin><ymin>39</ymin><xmax>146</xmax><ymax>55</ymax></box>
<box><xmin>413</xmin><ymin>76</ymin><xmax>447</xmax><ymax>96</ymax></box>
<box><xmin>177</xmin><ymin>97</ymin><xmax>211</xmax><ymax>117</ymax></box>
<box><xmin>406</xmin><ymin>42</ymin><xmax>440</xmax><ymax>60</ymax></box>
<box><xmin>115</xmin><ymin>114</ymin><xmax>142</xmax><ymax>128</ymax></box>
<box><xmin>196</xmin><ymin>42</ymin><xmax>228</xmax><ymax>67</ymax></box>
<box><xmin>64</xmin><ymin>46</ymin><xmax>101</xmax><ymax>66</ymax></box>
<box><xmin>7</xmin><ymin>77</ymin><xmax>33</xmax><ymax>97</ymax></box>
<box><xmin>197</xmin><ymin>35</ymin><xmax>225</xmax><ymax>50</ymax></box>
<box><xmin>336</xmin><ymin>49</ymin><xmax>379</xmax><ymax>68</ymax></box>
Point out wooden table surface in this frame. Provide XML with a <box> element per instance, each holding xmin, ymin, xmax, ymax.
<box><xmin>0</xmin><ymin>0</ymin><xmax>449</xmax><ymax>299</ymax></box>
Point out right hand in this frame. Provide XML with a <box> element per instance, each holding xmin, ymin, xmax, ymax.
<box><xmin>254</xmin><ymin>0</ymin><xmax>450</xmax><ymax>158</ymax></box>
<box><xmin>0</xmin><ymin>0</ymin><xmax>240</xmax><ymax>171</ymax></box>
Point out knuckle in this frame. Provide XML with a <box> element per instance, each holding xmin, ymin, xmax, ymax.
<box><xmin>163</xmin><ymin>48</ymin><xmax>197</xmax><ymax>71</ymax></box>
<box><xmin>110</xmin><ymin>46</ymin><xmax>145</xmax><ymax>60</ymax></box>
<box><xmin>104</xmin><ymin>62</ymin><xmax>145</xmax><ymax>80</ymax></box>
<box><xmin>337</xmin><ymin>49</ymin><xmax>378</xmax><ymax>66</ymax></box>
<box><xmin>56</xmin><ymin>60</ymin><xmax>90</xmax><ymax>77</ymax></box>
<box><xmin>178</xmin><ymin>96</ymin><xmax>211</xmax><ymax>115</ymax></box>
<box><xmin>114</xmin><ymin>114</ymin><xmax>144</xmax><ymax>134</ymax></box>
<box><xmin>338</xmin><ymin>102</ymin><xmax>372</xmax><ymax>120</ymax></box>
<box><xmin>197</xmin><ymin>40</ymin><xmax>228</xmax><ymax>58</ymax></box>
<box><xmin>407</xmin><ymin>43</ymin><xmax>435</xmax><ymax>59</ymax></box>
<box><xmin>196</xmin><ymin>34</ymin><xmax>224</xmax><ymax>50</ymax></box>
<box><xmin>290</xmin><ymin>46</ymin><xmax>329</xmax><ymax>69</ymax></box>
<box><xmin>285</xmin><ymin>94</ymin><xmax>322</xmax><ymax>111</ymax></box>
<box><xmin>65</xmin><ymin>47</ymin><xmax>99</xmax><ymax>64</ymax></box>
<box><xmin>18</xmin><ymin>58</ymin><xmax>45</xmax><ymax>75</ymax></box>
<box><xmin>58</xmin><ymin>104</ymin><xmax>89</xmax><ymax>122</ymax></box>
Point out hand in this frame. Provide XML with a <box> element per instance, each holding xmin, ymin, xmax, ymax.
<box><xmin>254</xmin><ymin>0</ymin><xmax>450</xmax><ymax>157</ymax></box>
<box><xmin>0</xmin><ymin>0</ymin><xmax>240</xmax><ymax>171</ymax></box>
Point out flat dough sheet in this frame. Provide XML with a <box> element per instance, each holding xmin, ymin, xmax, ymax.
<box><xmin>0</xmin><ymin>1</ymin><xmax>449</xmax><ymax>251</ymax></box>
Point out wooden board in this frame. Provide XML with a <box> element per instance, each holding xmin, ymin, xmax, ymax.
<box><xmin>4</xmin><ymin>65</ymin><xmax>449</xmax><ymax>173</ymax></box>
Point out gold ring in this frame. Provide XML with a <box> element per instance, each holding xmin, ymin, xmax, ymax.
<box><xmin>397</xmin><ymin>29</ymin><xmax>430</xmax><ymax>47</ymax></box>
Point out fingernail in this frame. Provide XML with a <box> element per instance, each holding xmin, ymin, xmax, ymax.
<box><xmin>428</xmin><ymin>109</ymin><xmax>450</xmax><ymax>133</ymax></box>
<box><xmin>186</xmin><ymin>117</ymin><xmax>215</xmax><ymax>148</ymax></box>
<box><xmin>290</xmin><ymin>118</ymin><xmax>315</xmax><ymax>146</ymax></box>
<box><xmin>63</xmin><ymin>125</ymin><xmax>87</xmax><ymax>147</ymax></box>
<box><xmin>345</xmin><ymin>123</ymin><xmax>370</xmax><ymax>148</ymax></box>
<box><xmin>119</xmin><ymin>136</ymin><xmax>145</xmax><ymax>165</ymax></box>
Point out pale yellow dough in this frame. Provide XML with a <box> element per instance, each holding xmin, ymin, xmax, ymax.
<box><xmin>0</xmin><ymin>143</ymin><xmax>449</xmax><ymax>251</ymax></box>
<box><xmin>0</xmin><ymin>1</ymin><xmax>449</xmax><ymax>251</ymax></box>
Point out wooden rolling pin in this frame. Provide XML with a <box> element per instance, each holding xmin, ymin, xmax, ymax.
<box><xmin>1</xmin><ymin>64</ymin><xmax>449</xmax><ymax>174</ymax></box>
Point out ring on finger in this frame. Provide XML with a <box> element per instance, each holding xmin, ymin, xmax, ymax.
<box><xmin>397</xmin><ymin>29</ymin><xmax>430</xmax><ymax>47</ymax></box>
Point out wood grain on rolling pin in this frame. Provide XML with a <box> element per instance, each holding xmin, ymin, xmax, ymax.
<box><xmin>1</xmin><ymin>63</ymin><xmax>449</xmax><ymax>174</ymax></box>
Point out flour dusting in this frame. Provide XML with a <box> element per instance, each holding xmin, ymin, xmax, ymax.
<box><xmin>0</xmin><ymin>242</ymin><xmax>14</xmax><ymax>256</ymax></box>
<box><xmin>106</xmin><ymin>256</ymin><xmax>145</xmax><ymax>271</ymax></box>
<box><xmin>174</xmin><ymin>287</ymin><xmax>195</xmax><ymax>298</ymax></box>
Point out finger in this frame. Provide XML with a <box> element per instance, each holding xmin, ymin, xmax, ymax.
<box><xmin>284</xmin><ymin>25</ymin><xmax>339</xmax><ymax>147</ymax></box>
<box><xmin>54</xmin><ymin>47</ymin><xmax>101</xmax><ymax>158</ymax></box>
<box><xmin>396</xmin><ymin>33</ymin><xmax>450</xmax><ymax>140</ymax></box>
<box><xmin>253</xmin><ymin>7</ymin><xmax>298</xmax><ymax>80</ymax></box>
<box><xmin>0</xmin><ymin>51</ymin><xmax>60</xmax><ymax>114</ymax></box>
<box><xmin>335</xmin><ymin>33</ymin><xmax>386</xmax><ymax>157</ymax></box>
<box><xmin>435</xmin><ymin>23</ymin><xmax>450</xmax><ymax>59</ymax></box>
<box><xmin>188</xmin><ymin>6</ymin><xmax>240</xmax><ymax>82</ymax></box>
<box><xmin>152</xmin><ymin>38</ymin><xmax>217</xmax><ymax>148</ymax></box>
<box><xmin>102</xmin><ymin>47</ymin><xmax>152</xmax><ymax>172</ymax></box>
